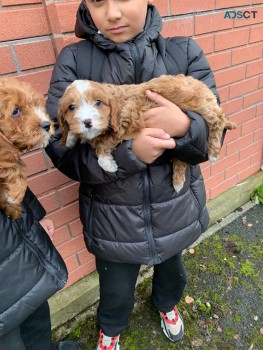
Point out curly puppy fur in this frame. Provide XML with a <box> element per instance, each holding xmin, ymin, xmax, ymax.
<box><xmin>58</xmin><ymin>74</ymin><xmax>236</xmax><ymax>191</ymax></box>
<box><xmin>0</xmin><ymin>78</ymin><xmax>54</xmax><ymax>220</ymax></box>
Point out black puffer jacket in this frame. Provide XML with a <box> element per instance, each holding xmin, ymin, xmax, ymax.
<box><xmin>46</xmin><ymin>3</ymin><xmax>218</xmax><ymax>265</ymax></box>
<box><xmin>0</xmin><ymin>188</ymin><xmax>68</xmax><ymax>337</ymax></box>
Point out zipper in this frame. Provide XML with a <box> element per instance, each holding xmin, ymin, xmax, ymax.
<box><xmin>142</xmin><ymin>168</ymin><xmax>156</xmax><ymax>264</ymax></box>
<box><xmin>128</xmin><ymin>42</ymin><xmax>156</xmax><ymax>262</ymax></box>
<box><xmin>21</xmin><ymin>223</ymin><xmax>67</xmax><ymax>287</ymax></box>
<box><xmin>128</xmin><ymin>42</ymin><xmax>141</xmax><ymax>83</ymax></box>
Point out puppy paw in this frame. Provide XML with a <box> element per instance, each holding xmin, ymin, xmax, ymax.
<box><xmin>209</xmin><ymin>155</ymin><xmax>218</xmax><ymax>163</ymax></box>
<box><xmin>66</xmin><ymin>133</ymin><xmax>78</xmax><ymax>148</ymax></box>
<box><xmin>173</xmin><ymin>182</ymin><xmax>184</xmax><ymax>193</ymax></box>
<box><xmin>98</xmin><ymin>156</ymin><xmax>118</xmax><ymax>173</ymax></box>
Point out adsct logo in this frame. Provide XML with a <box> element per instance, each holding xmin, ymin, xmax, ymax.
<box><xmin>224</xmin><ymin>10</ymin><xmax>258</xmax><ymax>19</ymax></box>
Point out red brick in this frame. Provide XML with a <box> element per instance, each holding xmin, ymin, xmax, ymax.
<box><xmin>237</xmin><ymin>163</ymin><xmax>262</xmax><ymax>183</ymax></box>
<box><xmin>250</xmin><ymin>24</ymin><xmax>263</xmax><ymax>43</ymax></box>
<box><xmin>232</xmin><ymin>43</ymin><xmax>262</xmax><ymax>65</ymax></box>
<box><xmin>226</xmin><ymin>134</ymin><xmax>253</xmax><ymax>155</ymax></box>
<box><xmin>27</xmin><ymin>168</ymin><xmax>71</xmax><ymax>195</ymax></box>
<box><xmin>55</xmin><ymin>2</ymin><xmax>79</xmax><ymax>34</ymax></box>
<box><xmin>215</xmin><ymin>28</ymin><xmax>250</xmax><ymax>51</ymax></box>
<box><xmin>0</xmin><ymin>7</ymin><xmax>50</xmax><ymax>41</ymax></box>
<box><xmin>69</xmin><ymin>219</ymin><xmax>83</xmax><ymax>237</ymax></box>
<box><xmin>171</xmin><ymin>0</ymin><xmax>214</xmax><ymax>15</ymax></box>
<box><xmin>57</xmin><ymin>235</ymin><xmax>85</xmax><ymax>258</ymax></box>
<box><xmin>67</xmin><ymin>259</ymin><xmax>96</xmax><ymax>287</ymax></box>
<box><xmin>53</xmin><ymin>226</ymin><xmax>71</xmax><ymax>246</ymax></box>
<box><xmin>216</xmin><ymin>0</ymin><xmax>251</xmax><ymax>8</ymax></box>
<box><xmin>22</xmin><ymin>150</ymin><xmax>48</xmax><ymax>176</ymax></box>
<box><xmin>251</xmin><ymin>151</ymin><xmax>263</xmax><ymax>166</ymax></box>
<box><xmin>14</xmin><ymin>40</ymin><xmax>56</xmax><ymax>70</ymax></box>
<box><xmin>253</xmin><ymin>0</ymin><xmax>263</xmax><ymax>3</ymax></box>
<box><xmin>214</xmin><ymin>65</ymin><xmax>246</xmax><ymax>88</ymax></box>
<box><xmin>39</xmin><ymin>191</ymin><xmax>60</xmax><ymax>213</ymax></box>
<box><xmin>195</xmin><ymin>13</ymin><xmax>232</xmax><ymax>35</ymax></box>
<box><xmin>210</xmin><ymin>153</ymin><xmax>239</xmax><ymax>176</ymax></box>
<box><xmin>47</xmin><ymin>202</ymin><xmax>80</xmax><ymax>228</ymax></box>
<box><xmin>243</xmin><ymin>89</ymin><xmax>263</xmax><ymax>108</ymax></box>
<box><xmin>65</xmin><ymin>255</ymin><xmax>79</xmax><ymax>273</ymax></box>
<box><xmin>254</xmin><ymin>127</ymin><xmax>263</xmax><ymax>142</ymax></box>
<box><xmin>77</xmin><ymin>249</ymin><xmax>94</xmax><ymax>265</ymax></box>
<box><xmin>223</xmin><ymin>126</ymin><xmax>241</xmax><ymax>143</ymax></box>
<box><xmin>228</xmin><ymin>106</ymin><xmax>257</xmax><ymax>126</ymax></box>
<box><xmin>0</xmin><ymin>46</ymin><xmax>16</xmax><ymax>74</ymax></box>
<box><xmin>210</xmin><ymin>176</ymin><xmax>238</xmax><ymax>199</ymax></box>
<box><xmin>246</xmin><ymin>60</ymin><xmax>263</xmax><ymax>78</ymax></box>
<box><xmin>207</xmin><ymin>51</ymin><xmax>231</xmax><ymax>72</ymax></box>
<box><xmin>239</xmin><ymin>140</ymin><xmax>263</xmax><ymax>161</ymax></box>
<box><xmin>260</xmin><ymin>75</ymin><xmax>263</xmax><ymax>88</ymax></box>
<box><xmin>229</xmin><ymin>76</ymin><xmax>259</xmax><ymax>99</ymax></box>
<box><xmin>218</xmin><ymin>86</ymin><xmax>229</xmax><ymax>102</ymax></box>
<box><xmin>241</xmin><ymin>116</ymin><xmax>263</xmax><ymax>136</ymax></box>
<box><xmin>205</xmin><ymin>171</ymin><xmax>225</xmax><ymax>190</ymax></box>
<box><xmin>16</xmin><ymin>69</ymin><xmax>53</xmax><ymax>95</ymax></box>
<box><xmin>233</xmin><ymin>6</ymin><xmax>263</xmax><ymax>28</ymax></box>
<box><xmin>161</xmin><ymin>17</ymin><xmax>194</xmax><ymax>37</ymax></box>
<box><xmin>256</xmin><ymin>103</ymin><xmax>263</xmax><ymax>117</ymax></box>
<box><xmin>225</xmin><ymin>158</ymin><xmax>251</xmax><ymax>179</ymax></box>
<box><xmin>154</xmin><ymin>0</ymin><xmax>169</xmax><ymax>16</ymax></box>
<box><xmin>2</xmin><ymin>0</ymin><xmax>41</xmax><ymax>5</ymax></box>
<box><xmin>194</xmin><ymin>35</ymin><xmax>214</xmax><ymax>55</ymax></box>
<box><xmin>222</xmin><ymin>98</ymin><xmax>243</xmax><ymax>116</ymax></box>
<box><xmin>57</xmin><ymin>182</ymin><xmax>79</xmax><ymax>206</ymax></box>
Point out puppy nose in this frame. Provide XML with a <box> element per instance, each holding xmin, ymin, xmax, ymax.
<box><xmin>84</xmin><ymin>119</ymin><xmax>92</xmax><ymax>128</ymax></box>
<box><xmin>40</xmin><ymin>121</ymin><xmax>51</xmax><ymax>131</ymax></box>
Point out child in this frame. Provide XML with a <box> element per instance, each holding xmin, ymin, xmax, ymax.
<box><xmin>0</xmin><ymin>187</ymin><xmax>82</xmax><ymax>350</ymax></box>
<box><xmin>46</xmin><ymin>1</ymin><xmax>220</xmax><ymax>349</ymax></box>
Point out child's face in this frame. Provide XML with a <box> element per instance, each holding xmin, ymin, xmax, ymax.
<box><xmin>85</xmin><ymin>0</ymin><xmax>153</xmax><ymax>43</ymax></box>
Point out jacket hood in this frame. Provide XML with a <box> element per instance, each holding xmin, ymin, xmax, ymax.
<box><xmin>75</xmin><ymin>1</ymin><xmax>162</xmax><ymax>50</ymax></box>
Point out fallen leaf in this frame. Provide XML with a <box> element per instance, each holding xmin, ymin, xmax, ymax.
<box><xmin>185</xmin><ymin>295</ymin><xmax>194</xmax><ymax>304</ymax></box>
<box><xmin>188</xmin><ymin>248</ymin><xmax>195</xmax><ymax>254</ymax></box>
<box><xmin>191</xmin><ymin>339</ymin><xmax>203</xmax><ymax>347</ymax></box>
<box><xmin>217</xmin><ymin>327</ymin><xmax>223</xmax><ymax>333</ymax></box>
<box><xmin>247</xmin><ymin>223</ymin><xmax>253</xmax><ymax>227</ymax></box>
<box><xmin>260</xmin><ymin>328</ymin><xmax>263</xmax><ymax>334</ymax></box>
<box><xmin>233</xmin><ymin>334</ymin><xmax>240</xmax><ymax>340</ymax></box>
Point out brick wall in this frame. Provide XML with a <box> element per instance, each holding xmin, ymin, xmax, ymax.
<box><xmin>1</xmin><ymin>0</ymin><xmax>262</xmax><ymax>287</ymax></box>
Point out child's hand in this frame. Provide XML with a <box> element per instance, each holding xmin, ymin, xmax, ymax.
<box><xmin>39</xmin><ymin>218</ymin><xmax>55</xmax><ymax>241</ymax></box>
<box><xmin>132</xmin><ymin>128</ymin><xmax>175</xmax><ymax>164</ymax></box>
<box><xmin>143</xmin><ymin>90</ymin><xmax>190</xmax><ymax>137</ymax></box>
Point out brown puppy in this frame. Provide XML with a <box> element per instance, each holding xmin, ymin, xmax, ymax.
<box><xmin>58</xmin><ymin>74</ymin><xmax>236</xmax><ymax>191</ymax></box>
<box><xmin>0</xmin><ymin>78</ymin><xmax>54</xmax><ymax>219</ymax></box>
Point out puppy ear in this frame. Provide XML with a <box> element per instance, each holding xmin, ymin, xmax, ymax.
<box><xmin>109</xmin><ymin>99</ymin><xmax>121</xmax><ymax>133</ymax></box>
<box><xmin>57</xmin><ymin>106</ymin><xmax>70</xmax><ymax>146</ymax></box>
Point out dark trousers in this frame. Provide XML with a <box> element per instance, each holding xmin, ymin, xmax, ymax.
<box><xmin>96</xmin><ymin>252</ymin><xmax>187</xmax><ymax>337</ymax></box>
<box><xmin>0</xmin><ymin>302</ymin><xmax>54</xmax><ymax>350</ymax></box>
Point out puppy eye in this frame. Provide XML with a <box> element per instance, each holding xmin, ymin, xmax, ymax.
<box><xmin>68</xmin><ymin>104</ymin><xmax>75</xmax><ymax>111</ymax></box>
<box><xmin>94</xmin><ymin>100</ymin><xmax>102</xmax><ymax>107</ymax></box>
<box><xmin>12</xmin><ymin>107</ymin><xmax>21</xmax><ymax>118</ymax></box>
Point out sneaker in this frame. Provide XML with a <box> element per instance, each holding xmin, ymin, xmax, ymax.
<box><xmin>96</xmin><ymin>329</ymin><xmax>120</xmax><ymax>350</ymax></box>
<box><xmin>159</xmin><ymin>305</ymin><xmax>184</xmax><ymax>342</ymax></box>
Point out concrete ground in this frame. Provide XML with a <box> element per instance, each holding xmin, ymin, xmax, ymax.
<box><xmin>53</xmin><ymin>202</ymin><xmax>263</xmax><ymax>350</ymax></box>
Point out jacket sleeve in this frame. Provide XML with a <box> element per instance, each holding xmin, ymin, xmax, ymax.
<box><xmin>168</xmin><ymin>38</ymin><xmax>220</xmax><ymax>165</ymax></box>
<box><xmin>23</xmin><ymin>187</ymin><xmax>46</xmax><ymax>221</ymax></box>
